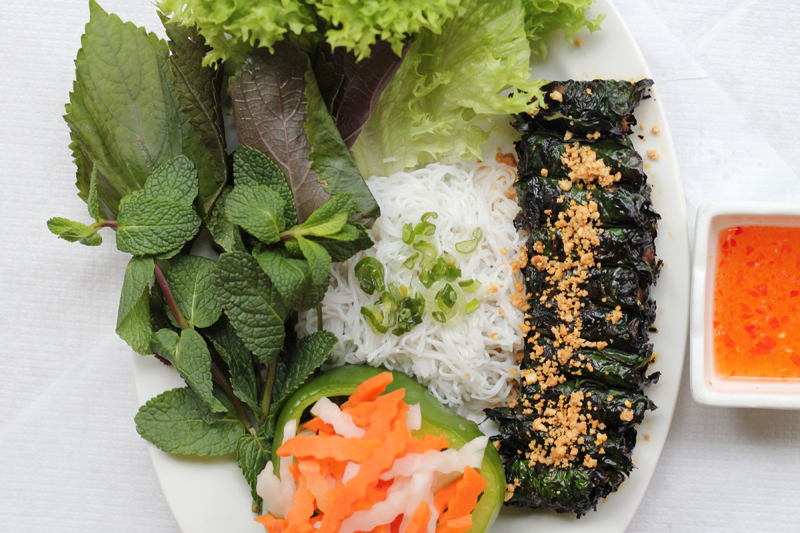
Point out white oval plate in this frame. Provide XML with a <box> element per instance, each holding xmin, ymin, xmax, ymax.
<box><xmin>132</xmin><ymin>1</ymin><xmax>690</xmax><ymax>531</ymax></box>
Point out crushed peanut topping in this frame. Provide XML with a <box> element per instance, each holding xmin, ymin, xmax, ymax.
<box><xmin>549</xmin><ymin>90</ymin><xmax>563</xmax><ymax>102</ymax></box>
<box><xmin>564</xmin><ymin>130</ymin><xmax>574</xmax><ymax>141</ymax></box>
<box><xmin>620</xmin><ymin>409</ymin><xmax>634</xmax><ymax>422</ymax></box>
<box><xmin>646</xmin><ymin>149</ymin><xmax>659</xmax><ymax>160</ymax></box>
<box><xmin>561</xmin><ymin>143</ymin><xmax>622</xmax><ymax>188</ymax></box>
<box><xmin>651</xmin><ymin>125</ymin><xmax>660</xmax><ymax>135</ymax></box>
<box><xmin>575</xmin><ymin>39</ymin><xmax>583</xmax><ymax>47</ymax></box>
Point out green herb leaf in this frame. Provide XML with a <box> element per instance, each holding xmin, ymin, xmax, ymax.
<box><xmin>166</xmin><ymin>255</ymin><xmax>222</xmax><ymax>329</ymax></box>
<box><xmin>230</xmin><ymin>43</ymin><xmax>328</xmax><ymax>224</ymax></box>
<box><xmin>296</xmin><ymin>236</ymin><xmax>332</xmax><ymax>287</ymax></box>
<box><xmin>224</xmin><ymin>185</ymin><xmax>285</xmax><ymax>244</ymax></box>
<box><xmin>236</xmin><ymin>426</ymin><xmax>272</xmax><ymax>506</ymax></box>
<box><xmin>149</xmin><ymin>283</ymin><xmax>177</xmax><ymax>333</ymax></box>
<box><xmin>161</xmin><ymin>14</ymin><xmax>228</xmax><ymax>219</ymax></box>
<box><xmin>300</xmin><ymin>192</ymin><xmax>357</xmax><ymax>227</ymax></box>
<box><xmin>88</xmin><ymin>168</ymin><xmax>101</xmax><ymax>221</ymax></box>
<box><xmin>253</xmin><ymin>248</ymin><xmax>326</xmax><ymax>311</ymax></box>
<box><xmin>233</xmin><ymin>145</ymin><xmax>297</xmax><ymax>228</ymax></box>
<box><xmin>66</xmin><ymin>0</ymin><xmax>187</xmax><ymax>216</ymax></box>
<box><xmin>216</xmin><ymin>252</ymin><xmax>288</xmax><ymax>363</ymax></box>
<box><xmin>205</xmin><ymin>318</ymin><xmax>260</xmax><ymax>414</ymax></box>
<box><xmin>304</xmin><ymin>65</ymin><xmax>379</xmax><ymax>226</ymax></box>
<box><xmin>46</xmin><ymin>217</ymin><xmax>102</xmax><ymax>246</ymax></box>
<box><xmin>144</xmin><ymin>155</ymin><xmax>198</xmax><ymax>206</ymax></box>
<box><xmin>206</xmin><ymin>187</ymin><xmax>246</xmax><ymax>253</ymax></box>
<box><xmin>270</xmin><ymin>330</ymin><xmax>337</xmax><ymax>420</ymax></box>
<box><xmin>314</xmin><ymin>222</ymin><xmax>374</xmax><ymax>262</ymax></box>
<box><xmin>116</xmin><ymin>196</ymin><xmax>201</xmax><ymax>255</ymax></box>
<box><xmin>324</xmin><ymin>223</ymin><xmax>361</xmax><ymax>242</ymax></box>
<box><xmin>151</xmin><ymin>328</ymin><xmax>226</xmax><ymax>413</ymax></box>
<box><xmin>116</xmin><ymin>256</ymin><xmax>155</xmax><ymax>355</ymax></box>
<box><xmin>135</xmin><ymin>387</ymin><xmax>243</xmax><ymax>456</ymax></box>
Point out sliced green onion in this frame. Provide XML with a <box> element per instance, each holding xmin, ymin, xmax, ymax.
<box><xmin>402</xmin><ymin>224</ymin><xmax>414</xmax><ymax>245</ymax></box>
<box><xmin>431</xmin><ymin>311</ymin><xmax>446</xmax><ymax>323</ymax></box>
<box><xmin>458</xmin><ymin>279</ymin><xmax>482</xmax><ymax>293</ymax></box>
<box><xmin>436</xmin><ymin>284</ymin><xmax>458</xmax><ymax>311</ymax></box>
<box><xmin>442</xmin><ymin>253</ymin><xmax>456</xmax><ymax>266</ymax></box>
<box><xmin>387</xmin><ymin>282</ymin><xmax>405</xmax><ymax>302</ymax></box>
<box><xmin>415</xmin><ymin>221</ymin><xmax>436</xmax><ymax>237</ymax></box>
<box><xmin>392</xmin><ymin>295</ymin><xmax>425</xmax><ymax>335</ymax></box>
<box><xmin>354</xmin><ymin>257</ymin><xmax>385</xmax><ymax>295</ymax></box>
<box><xmin>403</xmin><ymin>253</ymin><xmax>419</xmax><ymax>270</ymax></box>
<box><xmin>455</xmin><ymin>227</ymin><xmax>482</xmax><ymax>254</ymax></box>
<box><xmin>413</xmin><ymin>240</ymin><xmax>437</xmax><ymax>269</ymax></box>
<box><xmin>421</xmin><ymin>212</ymin><xmax>438</xmax><ymax>223</ymax></box>
<box><xmin>466</xmin><ymin>298</ymin><xmax>480</xmax><ymax>314</ymax></box>
<box><xmin>361</xmin><ymin>292</ymin><xmax>397</xmax><ymax>334</ymax></box>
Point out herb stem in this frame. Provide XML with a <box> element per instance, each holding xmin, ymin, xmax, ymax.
<box><xmin>316</xmin><ymin>303</ymin><xmax>323</xmax><ymax>332</ymax></box>
<box><xmin>154</xmin><ymin>263</ymin><xmax>191</xmax><ymax>330</ymax></box>
<box><xmin>260</xmin><ymin>361</ymin><xmax>278</xmax><ymax>421</ymax></box>
<box><xmin>155</xmin><ymin>261</ymin><xmax>253</xmax><ymax>430</ymax></box>
<box><xmin>211</xmin><ymin>361</ymin><xmax>253</xmax><ymax>431</ymax></box>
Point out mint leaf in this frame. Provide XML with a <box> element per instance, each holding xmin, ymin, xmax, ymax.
<box><xmin>234</xmin><ymin>145</ymin><xmax>297</xmax><ymax>228</ymax></box>
<box><xmin>166</xmin><ymin>255</ymin><xmax>222</xmax><ymax>329</ymax></box>
<box><xmin>144</xmin><ymin>155</ymin><xmax>198</xmax><ymax>206</ymax></box>
<box><xmin>151</xmin><ymin>328</ymin><xmax>226</xmax><ymax>413</ymax></box>
<box><xmin>270</xmin><ymin>331</ymin><xmax>337</xmax><ymax>421</ymax></box>
<box><xmin>206</xmin><ymin>187</ymin><xmax>246</xmax><ymax>253</ymax></box>
<box><xmin>66</xmin><ymin>0</ymin><xmax>186</xmax><ymax>216</ymax></box>
<box><xmin>237</xmin><ymin>426</ymin><xmax>272</xmax><ymax>505</ymax></box>
<box><xmin>324</xmin><ymin>223</ymin><xmax>361</xmax><ymax>242</ymax></box>
<box><xmin>161</xmin><ymin>15</ymin><xmax>228</xmax><ymax>219</ymax></box>
<box><xmin>187</xmin><ymin>385</ymin><xmax>234</xmax><ymax>425</ymax></box>
<box><xmin>304</xmin><ymin>64</ymin><xmax>379</xmax><ymax>226</ymax></box>
<box><xmin>296</xmin><ymin>235</ymin><xmax>331</xmax><ymax>287</ymax></box>
<box><xmin>116</xmin><ymin>256</ymin><xmax>154</xmax><ymax>354</ymax></box>
<box><xmin>216</xmin><ymin>252</ymin><xmax>288</xmax><ymax>363</ymax></box>
<box><xmin>205</xmin><ymin>318</ymin><xmax>260</xmax><ymax>414</ymax></box>
<box><xmin>301</xmin><ymin>212</ymin><xmax>348</xmax><ymax>237</ymax></box>
<box><xmin>253</xmin><ymin>248</ymin><xmax>326</xmax><ymax>312</ymax></box>
<box><xmin>116</xmin><ymin>196</ymin><xmax>201</xmax><ymax>255</ymax></box>
<box><xmin>301</xmin><ymin>192</ymin><xmax>357</xmax><ymax>227</ymax></box>
<box><xmin>135</xmin><ymin>387</ymin><xmax>243</xmax><ymax>456</ymax></box>
<box><xmin>230</xmin><ymin>43</ymin><xmax>329</xmax><ymax>223</ymax></box>
<box><xmin>224</xmin><ymin>185</ymin><xmax>285</xmax><ymax>244</ymax></box>
<box><xmin>46</xmin><ymin>217</ymin><xmax>101</xmax><ymax>246</ymax></box>
<box><xmin>315</xmin><ymin>222</ymin><xmax>374</xmax><ymax>262</ymax></box>
<box><xmin>88</xmin><ymin>168</ymin><xmax>101</xmax><ymax>221</ymax></box>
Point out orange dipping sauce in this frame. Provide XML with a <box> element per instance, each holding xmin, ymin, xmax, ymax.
<box><xmin>713</xmin><ymin>225</ymin><xmax>800</xmax><ymax>379</ymax></box>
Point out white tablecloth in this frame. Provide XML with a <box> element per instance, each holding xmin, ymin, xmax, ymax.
<box><xmin>2</xmin><ymin>0</ymin><xmax>799</xmax><ymax>531</ymax></box>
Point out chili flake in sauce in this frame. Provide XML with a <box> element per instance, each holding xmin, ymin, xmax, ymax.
<box><xmin>713</xmin><ymin>225</ymin><xmax>800</xmax><ymax>379</ymax></box>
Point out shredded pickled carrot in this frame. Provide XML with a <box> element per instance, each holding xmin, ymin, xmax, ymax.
<box><xmin>713</xmin><ymin>225</ymin><xmax>800</xmax><ymax>378</ymax></box>
<box><xmin>255</xmin><ymin>372</ymin><xmax>487</xmax><ymax>533</ymax></box>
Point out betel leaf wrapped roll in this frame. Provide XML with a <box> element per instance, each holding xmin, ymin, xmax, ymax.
<box><xmin>524</xmin><ymin>227</ymin><xmax>661</xmax><ymax>281</ymax></box>
<box><xmin>518</xmin><ymin>381</ymin><xmax>656</xmax><ymax>430</ymax></box>
<box><xmin>490</xmin><ymin>418</ymin><xmax>637</xmax><ymax>474</ymax></box>
<box><xmin>517</xmin><ymin>79</ymin><xmax>654</xmax><ymax>136</ymax></box>
<box><xmin>516</xmin><ymin>132</ymin><xmax>648</xmax><ymax>192</ymax></box>
<box><xmin>526</xmin><ymin>265</ymin><xmax>652</xmax><ymax>311</ymax></box>
<box><xmin>503</xmin><ymin>458</ymin><xmax>625</xmax><ymax>516</ymax></box>
<box><xmin>522</xmin><ymin>336</ymin><xmax>659</xmax><ymax>390</ymax></box>
<box><xmin>516</xmin><ymin>176</ymin><xmax>659</xmax><ymax>230</ymax></box>
<box><xmin>531</xmin><ymin>300</ymin><xmax>653</xmax><ymax>353</ymax></box>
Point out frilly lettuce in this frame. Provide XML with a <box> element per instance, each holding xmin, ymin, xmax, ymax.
<box><xmin>350</xmin><ymin>0</ymin><xmax>547</xmax><ymax>178</ymax></box>
<box><xmin>522</xmin><ymin>0</ymin><xmax>604</xmax><ymax>58</ymax></box>
<box><xmin>158</xmin><ymin>0</ymin><xmax>463</xmax><ymax>65</ymax></box>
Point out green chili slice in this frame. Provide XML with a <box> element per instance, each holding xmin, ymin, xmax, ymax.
<box><xmin>455</xmin><ymin>227</ymin><xmax>483</xmax><ymax>254</ymax></box>
<box><xmin>354</xmin><ymin>257</ymin><xmax>386</xmax><ymax>295</ymax></box>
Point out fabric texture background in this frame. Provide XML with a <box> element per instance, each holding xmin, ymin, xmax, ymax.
<box><xmin>1</xmin><ymin>0</ymin><xmax>798</xmax><ymax>531</ymax></box>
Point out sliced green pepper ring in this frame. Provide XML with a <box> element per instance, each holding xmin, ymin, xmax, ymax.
<box><xmin>272</xmin><ymin>365</ymin><xmax>505</xmax><ymax>533</ymax></box>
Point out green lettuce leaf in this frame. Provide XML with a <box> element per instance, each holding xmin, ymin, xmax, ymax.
<box><xmin>350</xmin><ymin>0</ymin><xmax>546</xmax><ymax>178</ymax></box>
<box><xmin>522</xmin><ymin>0</ymin><xmax>604</xmax><ymax>58</ymax></box>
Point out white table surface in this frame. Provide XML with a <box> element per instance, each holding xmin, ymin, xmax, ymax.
<box><xmin>1</xmin><ymin>0</ymin><xmax>799</xmax><ymax>531</ymax></box>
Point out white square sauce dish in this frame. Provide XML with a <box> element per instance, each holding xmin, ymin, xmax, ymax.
<box><xmin>691</xmin><ymin>202</ymin><xmax>800</xmax><ymax>408</ymax></box>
